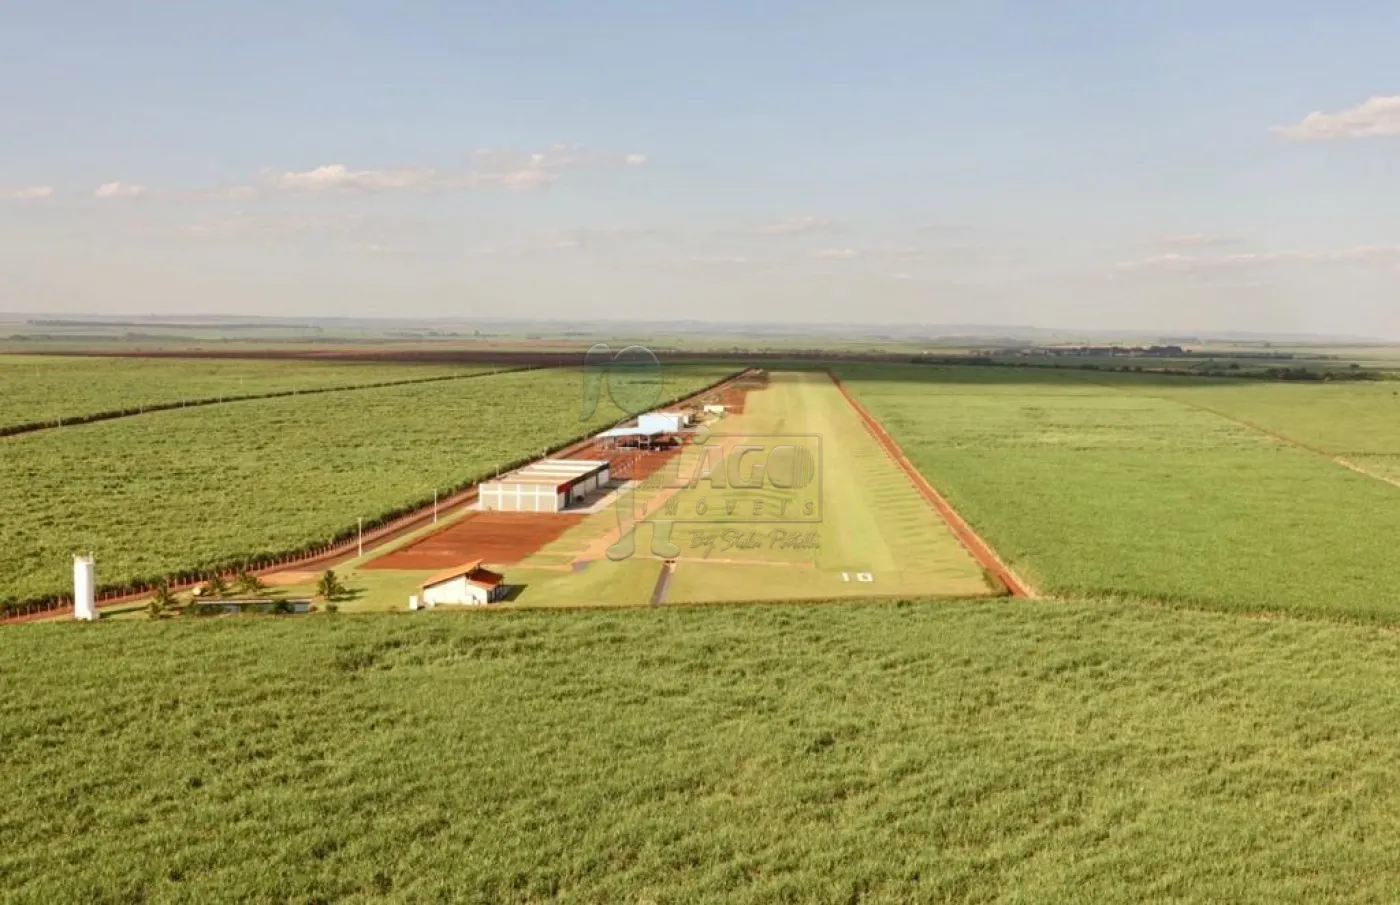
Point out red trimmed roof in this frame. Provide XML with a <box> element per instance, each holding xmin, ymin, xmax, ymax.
<box><xmin>468</xmin><ymin>569</ymin><xmax>504</xmax><ymax>588</ymax></box>
<box><xmin>421</xmin><ymin>560</ymin><xmax>483</xmax><ymax>588</ymax></box>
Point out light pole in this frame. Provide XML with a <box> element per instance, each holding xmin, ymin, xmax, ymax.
<box><xmin>357</xmin><ymin>517</ymin><xmax>363</xmax><ymax>558</ymax></box>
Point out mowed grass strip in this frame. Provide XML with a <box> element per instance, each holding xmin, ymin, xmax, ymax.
<box><xmin>662</xmin><ymin>372</ymin><xmax>989</xmax><ymax>603</ymax></box>
<box><xmin>0</xmin><ymin>365</ymin><xmax>735</xmax><ymax>603</ymax></box>
<box><xmin>7</xmin><ymin>601</ymin><xmax>1400</xmax><ymax>902</ymax></box>
<box><xmin>836</xmin><ymin>364</ymin><xmax>1400</xmax><ymax>619</ymax></box>
<box><xmin>0</xmin><ymin>355</ymin><xmax>495</xmax><ymax>430</ymax></box>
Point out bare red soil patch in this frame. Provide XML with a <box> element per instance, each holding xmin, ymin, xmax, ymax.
<box><xmin>362</xmin><ymin>512</ymin><xmax>584</xmax><ymax>570</ymax></box>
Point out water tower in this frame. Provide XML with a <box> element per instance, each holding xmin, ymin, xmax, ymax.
<box><xmin>73</xmin><ymin>554</ymin><xmax>96</xmax><ymax>621</ymax></box>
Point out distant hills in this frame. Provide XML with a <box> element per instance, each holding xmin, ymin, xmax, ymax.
<box><xmin>0</xmin><ymin>313</ymin><xmax>1389</xmax><ymax>346</ymax></box>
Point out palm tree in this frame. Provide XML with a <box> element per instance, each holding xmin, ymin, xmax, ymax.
<box><xmin>315</xmin><ymin>569</ymin><xmax>347</xmax><ymax>601</ymax></box>
<box><xmin>148</xmin><ymin>580</ymin><xmax>177</xmax><ymax>618</ymax></box>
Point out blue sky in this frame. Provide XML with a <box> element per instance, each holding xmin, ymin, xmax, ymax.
<box><xmin>3</xmin><ymin>2</ymin><xmax>1400</xmax><ymax>336</ymax></box>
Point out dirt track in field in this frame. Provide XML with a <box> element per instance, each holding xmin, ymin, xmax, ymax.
<box><xmin>827</xmin><ymin>371</ymin><xmax>1035</xmax><ymax>599</ymax></box>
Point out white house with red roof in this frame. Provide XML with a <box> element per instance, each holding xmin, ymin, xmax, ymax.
<box><xmin>419</xmin><ymin>560</ymin><xmax>507</xmax><ymax>606</ymax></box>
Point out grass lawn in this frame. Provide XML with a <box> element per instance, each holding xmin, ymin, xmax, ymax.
<box><xmin>8</xmin><ymin>599</ymin><xmax>1400</xmax><ymax>902</ymax></box>
<box><xmin>508</xmin><ymin>559</ymin><xmax>664</xmax><ymax>607</ymax></box>
<box><xmin>660</xmin><ymin>372</ymin><xmax>991</xmax><ymax>603</ymax></box>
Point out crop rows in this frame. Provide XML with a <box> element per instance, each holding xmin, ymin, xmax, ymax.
<box><xmin>0</xmin><ymin>356</ymin><xmax>492</xmax><ymax>431</ymax></box>
<box><xmin>9</xmin><ymin>600</ymin><xmax>1400</xmax><ymax>901</ymax></box>
<box><xmin>0</xmin><ymin>364</ymin><xmax>737</xmax><ymax>611</ymax></box>
<box><xmin>837</xmin><ymin>364</ymin><xmax>1400</xmax><ymax>620</ymax></box>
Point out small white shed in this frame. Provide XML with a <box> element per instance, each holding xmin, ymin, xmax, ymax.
<box><xmin>421</xmin><ymin>560</ymin><xmax>506</xmax><ymax>606</ymax></box>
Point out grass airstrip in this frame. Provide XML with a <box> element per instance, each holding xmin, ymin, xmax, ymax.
<box><xmin>280</xmin><ymin>371</ymin><xmax>995</xmax><ymax>610</ymax></box>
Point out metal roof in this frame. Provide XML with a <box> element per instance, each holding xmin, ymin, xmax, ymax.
<box><xmin>422</xmin><ymin>560</ymin><xmax>484</xmax><ymax>587</ymax></box>
<box><xmin>597</xmin><ymin>425</ymin><xmax>668</xmax><ymax>438</ymax></box>
<box><xmin>483</xmin><ymin>458</ymin><xmax>610</xmax><ymax>489</ymax></box>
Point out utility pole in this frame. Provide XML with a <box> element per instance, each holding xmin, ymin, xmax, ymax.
<box><xmin>357</xmin><ymin>517</ymin><xmax>363</xmax><ymax>558</ymax></box>
<box><xmin>434</xmin><ymin>490</ymin><xmax>439</xmax><ymax>523</ymax></box>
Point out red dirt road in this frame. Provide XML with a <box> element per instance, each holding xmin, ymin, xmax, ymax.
<box><xmin>827</xmin><ymin>371</ymin><xmax>1035</xmax><ymax>599</ymax></box>
<box><xmin>362</xmin><ymin>512</ymin><xmax>584</xmax><ymax>570</ymax></box>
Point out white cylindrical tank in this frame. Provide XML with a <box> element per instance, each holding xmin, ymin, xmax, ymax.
<box><xmin>73</xmin><ymin>554</ymin><xmax>97</xmax><ymax>621</ymax></box>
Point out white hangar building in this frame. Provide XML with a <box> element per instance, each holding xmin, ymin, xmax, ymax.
<box><xmin>478</xmin><ymin>458</ymin><xmax>611</xmax><ymax>513</ymax></box>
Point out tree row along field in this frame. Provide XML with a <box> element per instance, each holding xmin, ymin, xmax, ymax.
<box><xmin>0</xmin><ymin>365</ymin><xmax>736</xmax><ymax>606</ymax></box>
<box><xmin>836</xmin><ymin>364</ymin><xmax>1400</xmax><ymax>621</ymax></box>
<box><xmin>0</xmin><ymin>356</ymin><xmax>501</xmax><ymax>431</ymax></box>
<box><xmin>8</xmin><ymin>600</ymin><xmax>1400</xmax><ymax>902</ymax></box>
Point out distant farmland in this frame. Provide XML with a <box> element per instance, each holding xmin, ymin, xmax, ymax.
<box><xmin>837</xmin><ymin>364</ymin><xmax>1400</xmax><ymax>620</ymax></box>
<box><xmin>0</xmin><ymin>364</ymin><xmax>735</xmax><ymax>606</ymax></box>
<box><xmin>0</xmin><ymin>356</ymin><xmax>501</xmax><ymax>431</ymax></box>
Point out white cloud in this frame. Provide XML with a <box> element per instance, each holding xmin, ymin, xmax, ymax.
<box><xmin>1272</xmin><ymin>96</ymin><xmax>1400</xmax><ymax>141</ymax></box>
<box><xmin>208</xmin><ymin>185</ymin><xmax>259</xmax><ymax>201</ymax></box>
<box><xmin>264</xmin><ymin>164</ymin><xmax>439</xmax><ymax>193</ymax></box>
<box><xmin>497</xmin><ymin>168</ymin><xmax>552</xmax><ymax>191</ymax></box>
<box><xmin>8</xmin><ymin>186</ymin><xmax>54</xmax><ymax>200</ymax></box>
<box><xmin>262</xmin><ymin>145</ymin><xmax>647</xmax><ymax>195</ymax></box>
<box><xmin>94</xmin><ymin>182</ymin><xmax>146</xmax><ymax>199</ymax></box>
<box><xmin>468</xmin><ymin>144</ymin><xmax>646</xmax><ymax>190</ymax></box>
<box><xmin>1117</xmin><ymin>245</ymin><xmax>1400</xmax><ymax>270</ymax></box>
<box><xmin>24</xmin><ymin>145</ymin><xmax>644</xmax><ymax>206</ymax></box>
<box><xmin>814</xmin><ymin>248</ymin><xmax>858</xmax><ymax>259</ymax></box>
<box><xmin>1162</xmin><ymin>233</ymin><xmax>1238</xmax><ymax>248</ymax></box>
<box><xmin>755</xmin><ymin>216</ymin><xmax>835</xmax><ymax>236</ymax></box>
